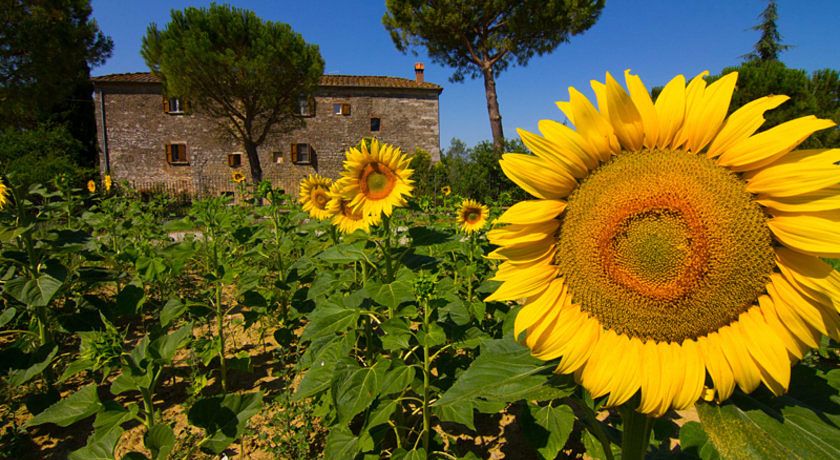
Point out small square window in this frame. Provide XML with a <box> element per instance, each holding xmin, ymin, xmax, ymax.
<box><xmin>273</xmin><ymin>151</ymin><xmax>284</xmax><ymax>164</ymax></box>
<box><xmin>333</xmin><ymin>103</ymin><xmax>351</xmax><ymax>116</ymax></box>
<box><xmin>164</xmin><ymin>97</ymin><xmax>187</xmax><ymax>114</ymax></box>
<box><xmin>298</xmin><ymin>96</ymin><xmax>315</xmax><ymax>117</ymax></box>
<box><xmin>291</xmin><ymin>143</ymin><xmax>313</xmax><ymax>164</ymax></box>
<box><xmin>166</xmin><ymin>143</ymin><xmax>189</xmax><ymax>165</ymax></box>
<box><xmin>228</xmin><ymin>153</ymin><xmax>242</xmax><ymax>167</ymax></box>
<box><xmin>370</xmin><ymin>117</ymin><xmax>381</xmax><ymax>132</ymax></box>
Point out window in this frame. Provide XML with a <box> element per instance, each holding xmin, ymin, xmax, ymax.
<box><xmin>163</xmin><ymin>96</ymin><xmax>188</xmax><ymax>114</ymax></box>
<box><xmin>228</xmin><ymin>153</ymin><xmax>242</xmax><ymax>167</ymax></box>
<box><xmin>290</xmin><ymin>143</ymin><xmax>313</xmax><ymax>164</ymax></box>
<box><xmin>273</xmin><ymin>151</ymin><xmax>284</xmax><ymax>164</ymax></box>
<box><xmin>298</xmin><ymin>96</ymin><xmax>315</xmax><ymax>117</ymax></box>
<box><xmin>165</xmin><ymin>143</ymin><xmax>189</xmax><ymax>165</ymax></box>
<box><xmin>370</xmin><ymin>117</ymin><xmax>381</xmax><ymax>132</ymax></box>
<box><xmin>333</xmin><ymin>103</ymin><xmax>351</xmax><ymax>116</ymax></box>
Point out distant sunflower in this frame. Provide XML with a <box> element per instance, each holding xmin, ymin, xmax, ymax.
<box><xmin>328</xmin><ymin>180</ymin><xmax>380</xmax><ymax>234</ymax></box>
<box><xmin>487</xmin><ymin>70</ymin><xmax>839</xmax><ymax>416</ymax></box>
<box><xmin>87</xmin><ymin>180</ymin><xmax>96</xmax><ymax>193</ymax></box>
<box><xmin>441</xmin><ymin>185</ymin><xmax>452</xmax><ymax>196</ymax></box>
<box><xmin>338</xmin><ymin>138</ymin><xmax>414</xmax><ymax>217</ymax></box>
<box><xmin>231</xmin><ymin>171</ymin><xmax>246</xmax><ymax>184</ymax></box>
<box><xmin>0</xmin><ymin>179</ymin><xmax>8</xmax><ymax>209</ymax></box>
<box><xmin>104</xmin><ymin>175</ymin><xmax>112</xmax><ymax>192</ymax></box>
<box><xmin>457</xmin><ymin>199</ymin><xmax>489</xmax><ymax>233</ymax></box>
<box><xmin>299</xmin><ymin>174</ymin><xmax>333</xmax><ymax>220</ymax></box>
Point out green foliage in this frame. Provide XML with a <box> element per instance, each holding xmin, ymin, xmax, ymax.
<box><xmin>141</xmin><ymin>3</ymin><xmax>324</xmax><ymax>181</ymax></box>
<box><xmin>434</xmin><ymin>137</ymin><xmax>529</xmax><ymax>202</ymax></box>
<box><xmin>383</xmin><ymin>0</ymin><xmax>605</xmax><ymax>83</ymax></box>
<box><xmin>0</xmin><ymin>0</ymin><xmax>113</xmax><ymax>164</ymax></box>
<box><xmin>0</xmin><ymin>125</ymin><xmax>87</xmax><ymax>188</ymax></box>
<box><xmin>742</xmin><ymin>1</ymin><xmax>790</xmax><ymax>62</ymax></box>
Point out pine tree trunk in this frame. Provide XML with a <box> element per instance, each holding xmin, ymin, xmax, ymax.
<box><xmin>244</xmin><ymin>140</ymin><xmax>263</xmax><ymax>183</ymax></box>
<box><xmin>481</xmin><ymin>65</ymin><xmax>505</xmax><ymax>154</ymax></box>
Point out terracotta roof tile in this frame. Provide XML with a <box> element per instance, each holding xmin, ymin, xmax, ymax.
<box><xmin>92</xmin><ymin>72</ymin><xmax>441</xmax><ymax>91</ymax></box>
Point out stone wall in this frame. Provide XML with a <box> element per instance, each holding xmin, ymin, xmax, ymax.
<box><xmin>94</xmin><ymin>83</ymin><xmax>440</xmax><ymax>196</ymax></box>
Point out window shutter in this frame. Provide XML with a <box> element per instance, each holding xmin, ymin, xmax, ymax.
<box><xmin>165</xmin><ymin>144</ymin><xmax>173</xmax><ymax>163</ymax></box>
<box><xmin>342</xmin><ymin>103</ymin><xmax>351</xmax><ymax>116</ymax></box>
<box><xmin>163</xmin><ymin>96</ymin><xmax>170</xmax><ymax>113</ymax></box>
<box><xmin>290</xmin><ymin>143</ymin><xmax>298</xmax><ymax>163</ymax></box>
<box><xmin>183</xmin><ymin>144</ymin><xmax>189</xmax><ymax>163</ymax></box>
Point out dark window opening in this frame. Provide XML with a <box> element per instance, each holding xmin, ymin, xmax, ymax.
<box><xmin>291</xmin><ymin>143</ymin><xmax>313</xmax><ymax>164</ymax></box>
<box><xmin>166</xmin><ymin>143</ymin><xmax>189</xmax><ymax>165</ymax></box>
<box><xmin>228</xmin><ymin>153</ymin><xmax>242</xmax><ymax>167</ymax></box>
<box><xmin>370</xmin><ymin>117</ymin><xmax>381</xmax><ymax>132</ymax></box>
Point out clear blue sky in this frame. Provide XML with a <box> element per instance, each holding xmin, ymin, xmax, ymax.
<box><xmin>91</xmin><ymin>0</ymin><xmax>839</xmax><ymax>150</ymax></box>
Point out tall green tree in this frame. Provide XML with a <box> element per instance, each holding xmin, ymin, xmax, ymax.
<box><xmin>0</xmin><ymin>0</ymin><xmax>113</xmax><ymax>165</ymax></box>
<box><xmin>383</xmin><ymin>0</ymin><xmax>604</xmax><ymax>153</ymax></box>
<box><xmin>742</xmin><ymin>0</ymin><xmax>790</xmax><ymax>62</ymax></box>
<box><xmin>142</xmin><ymin>4</ymin><xmax>324</xmax><ymax>182</ymax></box>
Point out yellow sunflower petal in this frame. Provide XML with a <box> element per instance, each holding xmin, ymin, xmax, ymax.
<box><xmin>716</xmin><ymin>116</ymin><xmax>837</xmax><ymax>171</ymax></box>
<box><xmin>768</xmin><ymin>215</ymin><xmax>840</xmax><ymax>258</ymax></box>
<box><xmin>604</xmin><ymin>336</ymin><xmax>643</xmax><ymax>407</ymax></box>
<box><xmin>624</xmin><ymin>70</ymin><xmax>659</xmax><ymax>149</ymax></box>
<box><xmin>718</xmin><ymin>324</ymin><xmax>761</xmax><ymax>393</ymax></box>
<box><xmin>553</xmin><ymin>311</ymin><xmax>600</xmax><ymax>374</ymax></box>
<box><xmin>738</xmin><ymin>308</ymin><xmax>791</xmax><ymax>396</ymax></box>
<box><xmin>758</xmin><ymin>294</ymin><xmax>809</xmax><ymax>360</ymax></box>
<box><xmin>672</xmin><ymin>339</ymin><xmax>705</xmax><ymax>410</ymax></box>
<box><xmin>699</xmin><ymin>333</ymin><xmax>736</xmax><ymax>402</ymax></box>
<box><xmin>518</xmin><ymin>127</ymin><xmax>589</xmax><ymax>178</ymax></box>
<box><xmin>486</xmin><ymin>263</ymin><xmax>559</xmax><ymax>302</ymax></box>
<box><xmin>775</xmin><ymin>247</ymin><xmax>840</xmax><ymax>312</ymax></box>
<box><xmin>500</xmin><ymin>154</ymin><xmax>576</xmax><ymax>200</ymax></box>
<box><xmin>487</xmin><ymin>221</ymin><xmax>560</xmax><ymax>248</ymax></box>
<box><xmin>685</xmin><ymin>72</ymin><xmax>738</xmax><ymax>153</ymax></box>
<box><xmin>605</xmin><ymin>72</ymin><xmax>644</xmax><ymax>151</ymax></box>
<box><xmin>559</xmin><ymin>87</ymin><xmax>619</xmax><ymax>160</ymax></box>
<box><xmin>746</xmin><ymin>159</ymin><xmax>840</xmax><ymax>198</ymax></box>
<box><xmin>770</xmin><ymin>273</ymin><xmax>840</xmax><ymax>339</ymax></box>
<box><xmin>496</xmin><ymin>200</ymin><xmax>566</xmax><ymax>225</ymax></box>
<box><xmin>639</xmin><ymin>340</ymin><xmax>667</xmax><ymax>415</ymax></box>
<box><xmin>766</xmin><ymin>277</ymin><xmax>821</xmax><ymax>348</ymax></box>
<box><xmin>537</xmin><ymin>120</ymin><xmax>600</xmax><ymax>172</ymax></box>
<box><xmin>580</xmin><ymin>329</ymin><xmax>624</xmax><ymax>398</ymax></box>
<box><xmin>487</xmin><ymin>237</ymin><xmax>555</xmax><ymax>263</ymax></box>
<box><xmin>654</xmin><ymin>74</ymin><xmax>687</xmax><ymax>149</ymax></box>
<box><xmin>706</xmin><ymin>95</ymin><xmax>789</xmax><ymax>158</ymax></box>
<box><xmin>757</xmin><ymin>185</ymin><xmax>840</xmax><ymax>213</ymax></box>
<box><xmin>672</xmin><ymin>71</ymin><xmax>709</xmax><ymax>151</ymax></box>
<box><xmin>514</xmin><ymin>278</ymin><xmax>566</xmax><ymax>339</ymax></box>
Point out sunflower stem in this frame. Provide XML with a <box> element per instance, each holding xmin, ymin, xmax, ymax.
<box><xmin>620</xmin><ymin>406</ymin><xmax>653</xmax><ymax>460</ymax></box>
<box><xmin>382</xmin><ymin>214</ymin><xmax>394</xmax><ymax>283</ymax></box>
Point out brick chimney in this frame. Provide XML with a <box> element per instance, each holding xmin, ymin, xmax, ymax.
<box><xmin>414</xmin><ymin>62</ymin><xmax>425</xmax><ymax>83</ymax></box>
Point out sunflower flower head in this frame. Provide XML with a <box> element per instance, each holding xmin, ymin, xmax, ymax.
<box><xmin>327</xmin><ymin>180</ymin><xmax>380</xmax><ymax>234</ymax></box>
<box><xmin>487</xmin><ymin>70</ymin><xmax>839</xmax><ymax>416</ymax></box>
<box><xmin>87</xmin><ymin>180</ymin><xmax>96</xmax><ymax>193</ymax></box>
<box><xmin>299</xmin><ymin>173</ymin><xmax>333</xmax><ymax>220</ymax></box>
<box><xmin>104</xmin><ymin>175</ymin><xmax>112</xmax><ymax>192</ymax></box>
<box><xmin>231</xmin><ymin>171</ymin><xmax>246</xmax><ymax>184</ymax></box>
<box><xmin>441</xmin><ymin>185</ymin><xmax>452</xmax><ymax>196</ymax></box>
<box><xmin>338</xmin><ymin>138</ymin><xmax>414</xmax><ymax>217</ymax></box>
<box><xmin>457</xmin><ymin>199</ymin><xmax>489</xmax><ymax>233</ymax></box>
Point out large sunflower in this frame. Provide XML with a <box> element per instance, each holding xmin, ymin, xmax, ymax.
<box><xmin>338</xmin><ymin>138</ymin><xmax>414</xmax><ymax>217</ymax></box>
<box><xmin>299</xmin><ymin>174</ymin><xmax>333</xmax><ymax>220</ymax></box>
<box><xmin>327</xmin><ymin>180</ymin><xmax>380</xmax><ymax>234</ymax></box>
<box><xmin>457</xmin><ymin>199</ymin><xmax>490</xmax><ymax>233</ymax></box>
<box><xmin>487</xmin><ymin>70</ymin><xmax>839</xmax><ymax>416</ymax></box>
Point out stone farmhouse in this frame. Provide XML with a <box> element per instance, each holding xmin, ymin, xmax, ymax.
<box><xmin>91</xmin><ymin>64</ymin><xmax>442</xmax><ymax>196</ymax></box>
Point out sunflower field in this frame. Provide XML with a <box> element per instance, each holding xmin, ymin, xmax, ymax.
<box><xmin>2</xmin><ymin>72</ymin><xmax>840</xmax><ymax>460</ymax></box>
